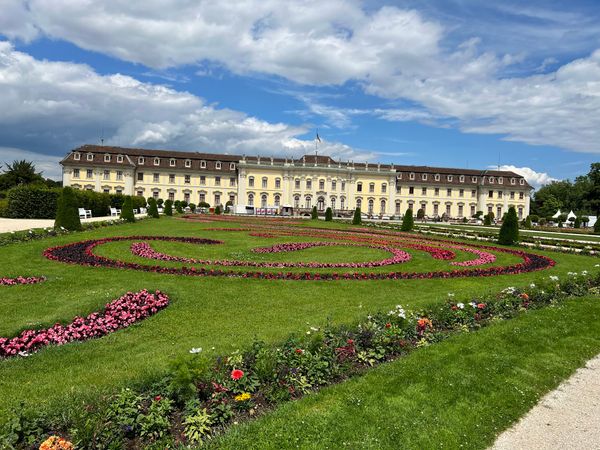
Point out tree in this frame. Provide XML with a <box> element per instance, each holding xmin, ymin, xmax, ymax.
<box><xmin>483</xmin><ymin>214</ymin><xmax>492</xmax><ymax>226</ymax></box>
<box><xmin>147</xmin><ymin>197</ymin><xmax>159</xmax><ymax>218</ymax></box>
<box><xmin>164</xmin><ymin>199</ymin><xmax>173</xmax><ymax>216</ymax></box>
<box><xmin>189</xmin><ymin>203</ymin><xmax>196</xmax><ymax>213</ymax></box>
<box><xmin>54</xmin><ymin>187</ymin><xmax>82</xmax><ymax>231</ymax></box>
<box><xmin>595</xmin><ymin>218</ymin><xmax>600</xmax><ymax>234</ymax></box>
<box><xmin>215</xmin><ymin>205</ymin><xmax>222</xmax><ymax>215</ymax></box>
<box><xmin>523</xmin><ymin>215</ymin><xmax>532</xmax><ymax>229</ymax></box>
<box><xmin>120</xmin><ymin>196</ymin><xmax>135</xmax><ymax>223</ymax></box>
<box><xmin>581</xmin><ymin>216</ymin><xmax>590</xmax><ymax>227</ymax></box>
<box><xmin>401</xmin><ymin>208</ymin><xmax>414</xmax><ymax>232</ymax></box>
<box><xmin>498</xmin><ymin>206</ymin><xmax>519</xmax><ymax>245</ymax></box>
<box><xmin>352</xmin><ymin>207</ymin><xmax>362</xmax><ymax>225</ymax></box>
<box><xmin>0</xmin><ymin>160</ymin><xmax>45</xmax><ymax>190</ymax></box>
<box><xmin>311</xmin><ymin>206</ymin><xmax>318</xmax><ymax>220</ymax></box>
<box><xmin>586</xmin><ymin>163</ymin><xmax>600</xmax><ymax>216</ymax></box>
<box><xmin>574</xmin><ymin>216</ymin><xmax>581</xmax><ymax>228</ymax></box>
<box><xmin>325</xmin><ymin>207</ymin><xmax>333</xmax><ymax>221</ymax></box>
<box><xmin>557</xmin><ymin>213</ymin><xmax>567</xmax><ymax>228</ymax></box>
<box><xmin>416</xmin><ymin>208</ymin><xmax>425</xmax><ymax>221</ymax></box>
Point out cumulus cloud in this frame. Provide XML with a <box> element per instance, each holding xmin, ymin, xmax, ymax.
<box><xmin>0</xmin><ymin>42</ymin><xmax>372</xmax><ymax>166</ymax></box>
<box><xmin>493</xmin><ymin>165</ymin><xmax>558</xmax><ymax>189</ymax></box>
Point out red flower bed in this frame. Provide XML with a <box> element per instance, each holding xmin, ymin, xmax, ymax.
<box><xmin>0</xmin><ymin>289</ymin><xmax>169</xmax><ymax>359</ymax></box>
<box><xmin>0</xmin><ymin>276</ymin><xmax>45</xmax><ymax>286</ymax></box>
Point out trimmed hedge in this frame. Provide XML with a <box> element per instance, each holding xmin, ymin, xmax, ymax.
<box><xmin>325</xmin><ymin>207</ymin><xmax>333</xmax><ymax>221</ymax></box>
<box><xmin>120</xmin><ymin>196</ymin><xmax>135</xmax><ymax>223</ymax></box>
<box><xmin>7</xmin><ymin>185</ymin><xmax>59</xmax><ymax>219</ymax></box>
<box><xmin>401</xmin><ymin>208</ymin><xmax>414</xmax><ymax>232</ymax></box>
<box><xmin>54</xmin><ymin>187</ymin><xmax>82</xmax><ymax>231</ymax></box>
<box><xmin>498</xmin><ymin>206</ymin><xmax>520</xmax><ymax>245</ymax></box>
<box><xmin>352</xmin><ymin>208</ymin><xmax>362</xmax><ymax>225</ymax></box>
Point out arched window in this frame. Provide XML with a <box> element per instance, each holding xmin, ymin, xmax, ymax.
<box><xmin>340</xmin><ymin>197</ymin><xmax>345</xmax><ymax>210</ymax></box>
<box><xmin>275</xmin><ymin>178</ymin><xmax>281</xmax><ymax>189</ymax></box>
<box><xmin>356</xmin><ymin>198</ymin><xmax>362</xmax><ymax>209</ymax></box>
<box><xmin>395</xmin><ymin>200</ymin><xmax>401</xmax><ymax>215</ymax></box>
<box><xmin>247</xmin><ymin>193</ymin><xmax>254</xmax><ymax>206</ymax></box>
<box><xmin>261</xmin><ymin>194</ymin><xmax>267</xmax><ymax>207</ymax></box>
<box><xmin>248</xmin><ymin>176</ymin><xmax>255</xmax><ymax>187</ymax></box>
<box><xmin>294</xmin><ymin>195</ymin><xmax>300</xmax><ymax>208</ymax></box>
<box><xmin>305</xmin><ymin>196</ymin><xmax>312</xmax><ymax>209</ymax></box>
<box><xmin>319</xmin><ymin>179</ymin><xmax>325</xmax><ymax>190</ymax></box>
<box><xmin>317</xmin><ymin>196</ymin><xmax>325</xmax><ymax>211</ymax></box>
<box><xmin>380</xmin><ymin>199</ymin><xmax>386</xmax><ymax>214</ymax></box>
<box><xmin>368</xmin><ymin>199</ymin><xmax>374</xmax><ymax>214</ymax></box>
<box><xmin>330</xmin><ymin>197</ymin><xmax>336</xmax><ymax>210</ymax></box>
<box><xmin>274</xmin><ymin>195</ymin><xmax>280</xmax><ymax>207</ymax></box>
<box><xmin>262</xmin><ymin>177</ymin><xmax>268</xmax><ymax>189</ymax></box>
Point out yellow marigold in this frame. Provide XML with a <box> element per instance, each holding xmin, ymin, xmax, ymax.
<box><xmin>234</xmin><ymin>392</ymin><xmax>251</xmax><ymax>402</ymax></box>
<box><xmin>39</xmin><ymin>436</ymin><xmax>74</xmax><ymax>450</ymax></box>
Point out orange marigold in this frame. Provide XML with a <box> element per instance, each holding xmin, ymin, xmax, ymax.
<box><xmin>39</xmin><ymin>436</ymin><xmax>74</xmax><ymax>450</ymax></box>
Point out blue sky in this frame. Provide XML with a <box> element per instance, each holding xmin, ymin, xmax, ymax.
<box><xmin>1</xmin><ymin>0</ymin><xmax>599</xmax><ymax>187</ymax></box>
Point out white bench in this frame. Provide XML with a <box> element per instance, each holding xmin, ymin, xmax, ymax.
<box><xmin>78</xmin><ymin>208</ymin><xmax>92</xmax><ymax>219</ymax></box>
<box><xmin>110</xmin><ymin>207</ymin><xmax>121</xmax><ymax>216</ymax></box>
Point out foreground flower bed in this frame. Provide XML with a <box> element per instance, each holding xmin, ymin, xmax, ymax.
<box><xmin>4</xmin><ymin>272</ymin><xmax>598</xmax><ymax>449</ymax></box>
<box><xmin>0</xmin><ymin>290</ymin><xmax>169</xmax><ymax>358</ymax></box>
<box><xmin>0</xmin><ymin>276</ymin><xmax>45</xmax><ymax>286</ymax></box>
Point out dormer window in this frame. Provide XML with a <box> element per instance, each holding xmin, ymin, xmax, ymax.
<box><xmin>519</xmin><ymin>179</ymin><xmax>525</xmax><ymax>185</ymax></box>
<box><xmin>185</xmin><ymin>159</ymin><xmax>191</xmax><ymax>168</ymax></box>
<box><xmin>489</xmin><ymin>176</ymin><xmax>495</xmax><ymax>184</ymax></box>
<box><xmin>229</xmin><ymin>163</ymin><xmax>235</xmax><ymax>170</ymax></box>
<box><xmin>434</xmin><ymin>174</ymin><xmax>440</xmax><ymax>181</ymax></box>
<box><xmin>511</xmin><ymin>178</ymin><xmax>516</xmax><ymax>185</ymax></box>
<box><xmin>87</xmin><ymin>153</ymin><xmax>94</xmax><ymax>161</ymax></box>
<box><xmin>498</xmin><ymin>177</ymin><xmax>503</xmax><ymax>184</ymax></box>
<box><xmin>117</xmin><ymin>155</ymin><xmax>124</xmax><ymax>163</ymax></box>
<box><xmin>447</xmin><ymin>175</ymin><xmax>453</xmax><ymax>182</ymax></box>
<box><xmin>104</xmin><ymin>154</ymin><xmax>111</xmax><ymax>162</ymax></box>
<box><xmin>154</xmin><ymin>158</ymin><xmax>160</xmax><ymax>166</ymax></box>
<box><xmin>169</xmin><ymin>159</ymin><xmax>176</xmax><ymax>167</ymax></box>
<box><xmin>422</xmin><ymin>174</ymin><xmax>428</xmax><ymax>181</ymax></box>
<box><xmin>472</xmin><ymin>176</ymin><xmax>477</xmax><ymax>183</ymax></box>
<box><xmin>409</xmin><ymin>172</ymin><xmax>415</xmax><ymax>180</ymax></box>
<box><xmin>459</xmin><ymin>175</ymin><xmax>464</xmax><ymax>183</ymax></box>
<box><xmin>200</xmin><ymin>160</ymin><xmax>206</xmax><ymax>169</ymax></box>
<box><xmin>216</xmin><ymin>161</ymin><xmax>222</xmax><ymax>170</ymax></box>
<box><xmin>73</xmin><ymin>152</ymin><xmax>81</xmax><ymax>161</ymax></box>
<box><xmin>138</xmin><ymin>157</ymin><xmax>145</xmax><ymax>165</ymax></box>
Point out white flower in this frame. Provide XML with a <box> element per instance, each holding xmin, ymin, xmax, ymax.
<box><xmin>306</xmin><ymin>331</ymin><xmax>311</xmax><ymax>335</ymax></box>
<box><xmin>447</xmin><ymin>293</ymin><xmax>455</xmax><ymax>297</ymax></box>
<box><xmin>457</xmin><ymin>303</ymin><xmax>465</xmax><ymax>309</ymax></box>
<box><xmin>470</xmin><ymin>301</ymin><xmax>477</xmax><ymax>308</ymax></box>
<box><xmin>310</xmin><ymin>327</ymin><xmax>319</xmax><ymax>332</ymax></box>
<box><xmin>189</xmin><ymin>347</ymin><xmax>202</xmax><ymax>354</ymax></box>
<box><xmin>567</xmin><ymin>272</ymin><xmax>578</xmax><ymax>276</ymax></box>
<box><xmin>582</xmin><ymin>271</ymin><xmax>588</xmax><ymax>276</ymax></box>
<box><xmin>18</xmin><ymin>351</ymin><xmax>30</xmax><ymax>357</ymax></box>
<box><xmin>595</xmin><ymin>264</ymin><xmax>600</xmax><ymax>267</ymax></box>
<box><xmin>549</xmin><ymin>276</ymin><xmax>559</xmax><ymax>281</ymax></box>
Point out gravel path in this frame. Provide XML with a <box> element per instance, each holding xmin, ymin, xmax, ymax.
<box><xmin>492</xmin><ymin>353</ymin><xmax>600</xmax><ymax>449</ymax></box>
<box><xmin>0</xmin><ymin>215</ymin><xmax>143</xmax><ymax>233</ymax></box>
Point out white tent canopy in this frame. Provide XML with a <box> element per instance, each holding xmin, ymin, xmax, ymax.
<box><xmin>567</xmin><ymin>210</ymin><xmax>577</xmax><ymax>220</ymax></box>
<box><xmin>552</xmin><ymin>209</ymin><xmax>562</xmax><ymax>219</ymax></box>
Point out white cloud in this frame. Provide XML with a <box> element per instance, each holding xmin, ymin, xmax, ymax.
<box><xmin>0</xmin><ymin>147</ymin><xmax>63</xmax><ymax>180</ymax></box>
<box><xmin>0</xmin><ymin>42</ymin><xmax>371</xmax><ymax>166</ymax></box>
<box><xmin>493</xmin><ymin>165</ymin><xmax>558</xmax><ymax>189</ymax></box>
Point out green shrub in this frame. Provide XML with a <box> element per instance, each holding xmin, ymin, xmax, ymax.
<box><xmin>74</xmin><ymin>190</ymin><xmax>111</xmax><ymax>217</ymax></box>
<box><xmin>311</xmin><ymin>206</ymin><xmax>318</xmax><ymax>220</ymax></box>
<box><xmin>523</xmin><ymin>215</ymin><xmax>532</xmax><ymax>229</ymax></box>
<box><xmin>183</xmin><ymin>408</ymin><xmax>213</xmax><ymax>445</ymax></box>
<box><xmin>574</xmin><ymin>216</ymin><xmax>581</xmax><ymax>228</ymax></box>
<box><xmin>0</xmin><ymin>199</ymin><xmax>8</xmax><ymax>217</ymax></box>
<box><xmin>416</xmin><ymin>208</ymin><xmax>425</xmax><ymax>221</ymax></box>
<box><xmin>325</xmin><ymin>207</ymin><xmax>333</xmax><ymax>221</ymax></box>
<box><xmin>110</xmin><ymin>194</ymin><xmax>125</xmax><ymax>209</ymax></box>
<box><xmin>352</xmin><ymin>208</ymin><xmax>362</xmax><ymax>225</ymax></box>
<box><xmin>215</xmin><ymin>205</ymin><xmax>222</xmax><ymax>215</ymax></box>
<box><xmin>483</xmin><ymin>214</ymin><xmax>492</xmax><ymax>226</ymax></box>
<box><xmin>199</xmin><ymin>202</ymin><xmax>210</xmax><ymax>209</ymax></box>
<box><xmin>120</xmin><ymin>196</ymin><xmax>135</xmax><ymax>223</ymax></box>
<box><xmin>54</xmin><ymin>187</ymin><xmax>82</xmax><ymax>231</ymax></box>
<box><xmin>595</xmin><ymin>218</ymin><xmax>600</xmax><ymax>234</ymax></box>
<box><xmin>401</xmin><ymin>208</ymin><xmax>414</xmax><ymax>232</ymax></box>
<box><xmin>189</xmin><ymin>203</ymin><xmax>196</xmax><ymax>213</ymax></box>
<box><xmin>164</xmin><ymin>200</ymin><xmax>173</xmax><ymax>216</ymax></box>
<box><xmin>6</xmin><ymin>185</ymin><xmax>59</xmax><ymax>219</ymax></box>
<box><xmin>498</xmin><ymin>206</ymin><xmax>519</xmax><ymax>245</ymax></box>
<box><xmin>147</xmin><ymin>198</ymin><xmax>160</xmax><ymax>219</ymax></box>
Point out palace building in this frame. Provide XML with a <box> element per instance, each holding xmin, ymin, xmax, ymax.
<box><xmin>61</xmin><ymin>145</ymin><xmax>532</xmax><ymax>219</ymax></box>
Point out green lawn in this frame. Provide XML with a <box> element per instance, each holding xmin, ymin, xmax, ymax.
<box><xmin>0</xmin><ymin>216</ymin><xmax>599</xmax><ymax>447</ymax></box>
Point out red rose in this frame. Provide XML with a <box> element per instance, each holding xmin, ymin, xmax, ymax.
<box><xmin>154</xmin><ymin>395</ymin><xmax>161</xmax><ymax>402</ymax></box>
<box><xmin>231</xmin><ymin>369</ymin><xmax>244</xmax><ymax>380</ymax></box>
<box><xmin>477</xmin><ymin>303</ymin><xmax>486</xmax><ymax>309</ymax></box>
<box><xmin>385</xmin><ymin>323</ymin><xmax>391</xmax><ymax>328</ymax></box>
<box><xmin>295</xmin><ymin>348</ymin><xmax>303</xmax><ymax>354</ymax></box>
<box><xmin>346</xmin><ymin>339</ymin><xmax>354</xmax><ymax>345</ymax></box>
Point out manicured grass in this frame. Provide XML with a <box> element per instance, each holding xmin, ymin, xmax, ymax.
<box><xmin>0</xmin><ymin>216</ymin><xmax>598</xmax><ymax>424</ymax></box>
<box><xmin>208</xmin><ymin>294</ymin><xmax>600</xmax><ymax>449</ymax></box>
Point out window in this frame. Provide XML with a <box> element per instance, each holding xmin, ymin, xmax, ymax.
<box><xmin>116</xmin><ymin>171</ymin><xmax>123</xmax><ymax>181</ymax></box>
<box><xmin>434</xmin><ymin>187</ymin><xmax>439</xmax><ymax>196</ymax></box>
<box><xmin>136</xmin><ymin>190</ymin><xmax>144</xmax><ymax>197</ymax></box>
<box><xmin>261</xmin><ymin>195</ymin><xmax>267</xmax><ymax>208</ymax></box>
<box><xmin>488</xmin><ymin>206</ymin><xmax>493</xmax><ymax>214</ymax></box>
<box><xmin>169</xmin><ymin>192</ymin><xmax>175</xmax><ymax>201</ymax></box>
<box><xmin>153</xmin><ymin>173</ymin><xmax>160</xmax><ymax>183</ymax></box>
<box><xmin>74</xmin><ymin>152</ymin><xmax>81</xmax><ymax>161</ymax></box>
<box><xmin>510</xmin><ymin>191</ymin><xmax>515</xmax><ymax>199</ymax></box>
<box><xmin>154</xmin><ymin>158</ymin><xmax>160</xmax><ymax>166</ymax></box>
<box><xmin>153</xmin><ymin>191</ymin><xmax>159</xmax><ymax>199</ymax></box>
<box><xmin>471</xmin><ymin>189</ymin><xmax>476</xmax><ymax>197</ymax></box>
<box><xmin>138</xmin><ymin>157</ymin><xmax>145</xmax><ymax>164</ymax></box>
<box><xmin>382</xmin><ymin>183</ymin><xmax>387</xmax><ymax>193</ymax></box>
<box><xmin>117</xmin><ymin>155</ymin><xmax>123</xmax><ymax>163</ymax></box>
<box><xmin>471</xmin><ymin>205</ymin><xmax>476</xmax><ymax>216</ymax></box>
<box><xmin>295</xmin><ymin>179</ymin><xmax>300</xmax><ymax>189</ymax></box>
<box><xmin>103</xmin><ymin>170</ymin><xmax>110</xmax><ymax>180</ymax></box>
<box><xmin>341</xmin><ymin>181</ymin><xmax>346</xmax><ymax>191</ymax></box>
<box><xmin>519</xmin><ymin>179</ymin><xmax>525</xmax><ymax>185</ymax></box>
<box><xmin>435</xmin><ymin>174</ymin><xmax>440</xmax><ymax>181</ymax></box>
<box><xmin>448</xmin><ymin>175</ymin><xmax>453</xmax><ymax>182</ymax></box>
<box><xmin>472</xmin><ymin>176</ymin><xmax>477</xmax><ymax>183</ymax></box>
<box><xmin>395</xmin><ymin>201</ymin><xmax>401</xmax><ymax>215</ymax></box>
<box><xmin>169</xmin><ymin>174</ymin><xmax>175</xmax><ymax>183</ymax></box>
<box><xmin>368</xmin><ymin>199</ymin><xmax>374</xmax><ymax>214</ymax></box>
<box><xmin>274</xmin><ymin>195</ymin><xmax>280</xmax><ymax>207</ymax></box>
<box><xmin>409</xmin><ymin>186</ymin><xmax>414</xmax><ymax>194</ymax></box>
<box><xmin>86</xmin><ymin>169</ymin><xmax>93</xmax><ymax>179</ymax></box>
<box><xmin>215</xmin><ymin>162</ymin><xmax>222</xmax><ymax>170</ymax></box>
<box><xmin>332</xmin><ymin>180</ymin><xmax>337</xmax><ymax>190</ymax></box>
<box><xmin>420</xmin><ymin>202</ymin><xmax>426</xmax><ymax>214</ymax></box>
<box><xmin>248</xmin><ymin>176</ymin><xmax>254</xmax><ymax>187</ymax></box>
<box><xmin>369</xmin><ymin>183</ymin><xmax>375</xmax><ymax>193</ymax></box>
<box><xmin>498</xmin><ymin>191</ymin><xmax>503</xmax><ymax>198</ymax></box>
<box><xmin>104</xmin><ymin>154</ymin><xmax>111</xmax><ymax>162</ymax></box>
<box><xmin>447</xmin><ymin>188</ymin><xmax>452</xmax><ymax>196</ymax></box>
<box><xmin>215</xmin><ymin>194</ymin><xmax>221</xmax><ymax>205</ymax></box>
<box><xmin>275</xmin><ymin>178</ymin><xmax>281</xmax><ymax>189</ymax></box>
<box><xmin>421</xmin><ymin>187</ymin><xmax>427</xmax><ymax>195</ymax></box>
<box><xmin>459</xmin><ymin>189</ymin><xmax>464</xmax><ymax>197</ymax></box>
<box><xmin>230</xmin><ymin>177</ymin><xmax>236</xmax><ymax>187</ymax></box>
<box><xmin>305</xmin><ymin>196</ymin><xmax>312</xmax><ymax>209</ymax></box>
<box><xmin>73</xmin><ymin>168</ymin><xmax>80</xmax><ymax>178</ymax></box>
<box><xmin>408</xmin><ymin>202</ymin><xmax>414</xmax><ymax>210</ymax></box>
<box><xmin>115</xmin><ymin>188</ymin><xmax>122</xmax><ymax>195</ymax></box>
<box><xmin>262</xmin><ymin>177</ymin><xmax>268</xmax><ymax>188</ymax></box>
<box><xmin>87</xmin><ymin>153</ymin><xmax>94</xmax><ymax>161</ymax></box>
<box><xmin>396</xmin><ymin>185</ymin><xmax>401</xmax><ymax>194</ymax></box>
<box><xmin>519</xmin><ymin>192</ymin><xmax>524</xmax><ymax>200</ymax></box>
<box><xmin>459</xmin><ymin>175</ymin><xmax>464</xmax><ymax>183</ymax></box>
<box><xmin>340</xmin><ymin>197</ymin><xmax>345</xmax><ymax>210</ymax></box>
<box><xmin>184</xmin><ymin>175</ymin><xmax>191</xmax><ymax>184</ymax></box>
<box><xmin>434</xmin><ymin>204</ymin><xmax>439</xmax><ymax>216</ymax></box>
<box><xmin>215</xmin><ymin>176</ymin><xmax>221</xmax><ymax>186</ymax></box>
<box><xmin>137</xmin><ymin>172</ymin><xmax>144</xmax><ymax>181</ymax></box>
<box><xmin>185</xmin><ymin>159</ymin><xmax>191</xmax><ymax>168</ymax></box>
<box><xmin>306</xmin><ymin>179</ymin><xmax>312</xmax><ymax>189</ymax></box>
<box><xmin>511</xmin><ymin>178</ymin><xmax>516</xmax><ymax>185</ymax></box>
<box><xmin>294</xmin><ymin>195</ymin><xmax>300</xmax><ymax>208</ymax></box>
<box><xmin>409</xmin><ymin>172</ymin><xmax>415</xmax><ymax>180</ymax></box>
<box><xmin>200</xmin><ymin>160</ymin><xmax>206</xmax><ymax>169</ymax></box>
<box><xmin>518</xmin><ymin>207</ymin><xmax>523</xmax><ymax>219</ymax></box>
<box><xmin>422</xmin><ymin>174</ymin><xmax>428</xmax><ymax>181</ymax></box>
<box><xmin>229</xmin><ymin>194</ymin><xmax>235</xmax><ymax>203</ymax></box>
<box><xmin>488</xmin><ymin>190</ymin><xmax>493</xmax><ymax>198</ymax></box>
<box><xmin>380</xmin><ymin>199</ymin><xmax>386</xmax><ymax>214</ymax></box>
<box><xmin>230</xmin><ymin>163</ymin><xmax>235</xmax><ymax>170</ymax></box>
<box><xmin>330</xmin><ymin>197</ymin><xmax>336</xmax><ymax>210</ymax></box>
<box><xmin>458</xmin><ymin>205</ymin><xmax>464</xmax><ymax>217</ymax></box>
<box><xmin>184</xmin><ymin>193</ymin><xmax>190</xmax><ymax>203</ymax></box>
<box><xmin>200</xmin><ymin>176</ymin><xmax>206</xmax><ymax>185</ymax></box>
<box><xmin>319</xmin><ymin>179</ymin><xmax>325</xmax><ymax>190</ymax></box>
<box><xmin>199</xmin><ymin>193</ymin><xmax>206</xmax><ymax>203</ymax></box>
<box><xmin>498</xmin><ymin>177</ymin><xmax>503</xmax><ymax>184</ymax></box>
<box><xmin>169</xmin><ymin>159</ymin><xmax>176</xmax><ymax>167</ymax></box>
<box><xmin>497</xmin><ymin>206</ymin><xmax>502</xmax><ymax>218</ymax></box>
<box><xmin>489</xmin><ymin>176</ymin><xmax>494</xmax><ymax>184</ymax></box>
<box><xmin>356</xmin><ymin>198</ymin><xmax>362</xmax><ymax>209</ymax></box>
<box><xmin>446</xmin><ymin>204</ymin><xmax>451</xmax><ymax>216</ymax></box>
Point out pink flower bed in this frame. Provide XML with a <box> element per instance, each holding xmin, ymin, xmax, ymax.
<box><xmin>0</xmin><ymin>276</ymin><xmax>46</xmax><ymax>286</ymax></box>
<box><xmin>0</xmin><ymin>289</ymin><xmax>169</xmax><ymax>359</ymax></box>
<box><xmin>450</xmin><ymin>248</ymin><xmax>496</xmax><ymax>266</ymax></box>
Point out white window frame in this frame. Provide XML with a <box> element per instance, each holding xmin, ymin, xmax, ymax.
<box><xmin>230</xmin><ymin>162</ymin><xmax>235</xmax><ymax>170</ymax></box>
<box><xmin>104</xmin><ymin>154</ymin><xmax>111</xmax><ymax>162</ymax></box>
<box><xmin>74</xmin><ymin>152</ymin><xmax>81</xmax><ymax>161</ymax></box>
<box><xmin>117</xmin><ymin>155</ymin><xmax>124</xmax><ymax>163</ymax></box>
<box><xmin>448</xmin><ymin>175</ymin><xmax>453</xmax><ymax>182</ymax></box>
<box><xmin>87</xmin><ymin>153</ymin><xmax>94</xmax><ymax>161</ymax></box>
<box><xmin>215</xmin><ymin>161</ymin><xmax>222</xmax><ymax>170</ymax></box>
<box><xmin>185</xmin><ymin>159</ymin><xmax>191</xmax><ymax>168</ymax></box>
<box><xmin>200</xmin><ymin>160</ymin><xmax>207</xmax><ymax>169</ymax></box>
<box><xmin>154</xmin><ymin>158</ymin><xmax>160</xmax><ymax>166</ymax></box>
<box><xmin>169</xmin><ymin>159</ymin><xmax>176</xmax><ymax>167</ymax></box>
<box><xmin>138</xmin><ymin>156</ymin><xmax>145</xmax><ymax>165</ymax></box>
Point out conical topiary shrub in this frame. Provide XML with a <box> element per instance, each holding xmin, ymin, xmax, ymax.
<box><xmin>164</xmin><ymin>199</ymin><xmax>173</xmax><ymax>216</ymax></box>
<box><xmin>352</xmin><ymin>207</ymin><xmax>362</xmax><ymax>225</ymax></box>
<box><xmin>311</xmin><ymin>206</ymin><xmax>318</xmax><ymax>220</ymax></box>
<box><xmin>54</xmin><ymin>187</ymin><xmax>82</xmax><ymax>231</ymax></box>
<box><xmin>325</xmin><ymin>207</ymin><xmax>333</xmax><ymax>221</ymax></box>
<box><xmin>401</xmin><ymin>208</ymin><xmax>414</xmax><ymax>232</ymax></box>
<box><xmin>594</xmin><ymin>218</ymin><xmax>600</xmax><ymax>234</ymax></box>
<box><xmin>147</xmin><ymin>198</ymin><xmax>159</xmax><ymax>219</ymax></box>
<box><xmin>120</xmin><ymin>196</ymin><xmax>135</xmax><ymax>223</ymax></box>
<box><xmin>498</xmin><ymin>206</ymin><xmax>519</xmax><ymax>245</ymax></box>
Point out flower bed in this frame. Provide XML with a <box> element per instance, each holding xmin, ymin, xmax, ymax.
<box><xmin>0</xmin><ymin>289</ymin><xmax>169</xmax><ymax>359</ymax></box>
<box><xmin>0</xmin><ymin>276</ymin><xmax>45</xmax><ymax>286</ymax></box>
